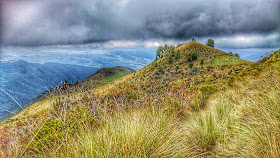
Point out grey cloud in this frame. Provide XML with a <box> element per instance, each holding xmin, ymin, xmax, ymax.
<box><xmin>1</xmin><ymin>0</ymin><xmax>280</xmax><ymax>47</ymax></box>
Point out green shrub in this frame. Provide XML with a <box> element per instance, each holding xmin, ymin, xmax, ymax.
<box><xmin>192</xmin><ymin>53</ymin><xmax>198</xmax><ymax>60</ymax></box>
<box><xmin>234</xmin><ymin>53</ymin><xmax>240</xmax><ymax>58</ymax></box>
<box><xmin>169</xmin><ymin>56</ymin><xmax>173</xmax><ymax>63</ymax></box>
<box><xmin>200</xmin><ymin>60</ymin><xmax>204</xmax><ymax>66</ymax></box>
<box><xmin>155</xmin><ymin>45</ymin><xmax>175</xmax><ymax>60</ymax></box>
<box><xmin>155</xmin><ymin>67</ymin><xmax>165</xmax><ymax>75</ymax></box>
<box><xmin>191</xmin><ymin>67</ymin><xmax>200</xmax><ymax>74</ymax></box>
<box><xmin>175</xmin><ymin>50</ymin><xmax>180</xmax><ymax>59</ymax></box>
<box><xmin>189</xmin><ymin>63</ymin><xmax>194</xmax><ymax>68</ymax></box>
<box><xmin>206</xmin><ymin>39</ymin><xmax>215</xmax><ymax>48</ymax></box>
<box><xmin>187</xmin><ymin>53</ymin><xmax>198</xmax><ymax>62</ymax></box>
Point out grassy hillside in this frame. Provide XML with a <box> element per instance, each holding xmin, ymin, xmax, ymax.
<box><xmin>1</xmin><ymin>42</ymin><xmax>279</xmax><ymax>157</ymax></box>
<box><xmin>93</xmin><ymin>42</ymin><xmax>252</xmax><ymax>107</ymax></box>
<box><xmin>1</xmin><ymin>66</ymin><xmax>134</xmax><ymax>124</ymax></box>
<box><xmin>79</xmin><ymin>66</ymin><xmax>134</xmax><ymax>89</ymax></box>
<box><xmin>212</xmin><ymin>55</ymin><xmax>251</xmax><ymax>66</ymax></box>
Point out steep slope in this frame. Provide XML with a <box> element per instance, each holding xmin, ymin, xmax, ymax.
<box><xmin>3</xmin><ymin>42</ymin><xmax>253</xmax><ymax>121</ymax></box>
<box><xmin>94</xmin><ymin>42</ymin><xmax>252</xmax><ymax>105</ymax></box>
<box><xmin>3</xmin><ymin>66</ymin><xmax>134</xmax><ymax>122</ymax></box>
<box><xmin>0</xmin><ymin>61</ymin><xmax>99</xmax><ymax>121</ymax></box>
<box><xmin>3</xmin><ymin>42</ymin><xmax>279</xmax><ymax>158</ymax></box>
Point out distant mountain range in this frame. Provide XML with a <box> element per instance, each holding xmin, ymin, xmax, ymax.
<box><xmin>0</xmin><ymin>60</ymin><xmax>99</xmax><ymax>121</ymax></box>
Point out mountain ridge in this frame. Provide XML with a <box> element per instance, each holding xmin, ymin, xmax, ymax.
<box><xmin>3</xmin><ymin>42</ymin><xmax>253</xmax><ymax>121</ymax></box>
<box><xmin>1</xmin><ymin>42</ymin><xmax>280</xmax><ymax>157</ymax></box>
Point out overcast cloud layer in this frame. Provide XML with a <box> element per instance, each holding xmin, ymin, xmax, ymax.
<box><xmin>1</xmin><ymin>0</ymin><xmax>280</xmax><ymax>48</ymax></box>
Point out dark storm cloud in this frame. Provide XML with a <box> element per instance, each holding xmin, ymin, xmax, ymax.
<box><xmin>1</xmin><ymin>0</ymin><xmax>280</xmax><ymax>47</ymax></box>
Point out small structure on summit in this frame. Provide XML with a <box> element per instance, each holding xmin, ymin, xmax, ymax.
<box><xmin>192</xmin><ymin>38</ymin><xmax>196</xmax><ymax>42</ymax></box>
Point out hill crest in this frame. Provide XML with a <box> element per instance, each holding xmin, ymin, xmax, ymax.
<box><xmin>79</xmin><ymin>66</ymin><xmax>135</xmax><ymax>89</ymax></box>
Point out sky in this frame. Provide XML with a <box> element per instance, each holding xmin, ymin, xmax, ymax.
<box><xmin>1</xmin><ymin>0</ymin><xmax>280</xmax><ymax>48</ymax></box>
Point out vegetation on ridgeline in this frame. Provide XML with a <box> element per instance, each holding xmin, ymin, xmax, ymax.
<box><xmin>206</xmin><ymin>39</ymin><xmax>215</xmax><ymax>48</ymax></box>
<box><xmin>1</xmin><ymin>42</ymin><xmax>279</xmax><ymax>157</ymax></box>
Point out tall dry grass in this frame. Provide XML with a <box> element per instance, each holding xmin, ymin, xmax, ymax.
<box><xmin>59</xmin><ymin>108</ymin><xmax>187</xmax><ymax>157</ymax></box>
<box><xmin>2</xmin><ymin>62</ymin><xmax>280</xmax><ymax>157</ymax></box>
<box><xmin>37</xmin><ymin>79</ymin><xmax>280</xmax><ymax>157</ymax></box>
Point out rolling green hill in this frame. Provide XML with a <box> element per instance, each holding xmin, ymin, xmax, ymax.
<box><xmin>1</xmin><ymin>42</ymin><xmax>279</xmax><ymax>158</ymax></box>
<box><xmin>79</xmin><ymin>66</ymin><xmax>134</xmax><ymax>89</ymax></box>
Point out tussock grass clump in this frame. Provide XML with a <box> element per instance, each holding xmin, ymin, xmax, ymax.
<box><xmin>238</xmin><ymin>86</ymin><xmax>280</xmax><ymax>157</ymax></box>
<box><xmin>47</xmin><ymin>108</ymin><xmax>191</xmax><ymax>157</ymax></box>
<box><xmin>183</xmin><ymin>94</ymin><xmax>239</xmax><ymax>157</ymax></box>
<box><xmin>182</xmin><ymin>74</ymin><xmax>280</xmax><ymax>157</ymax></box>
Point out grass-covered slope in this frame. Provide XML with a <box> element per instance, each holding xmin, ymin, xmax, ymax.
<box><xmin>94</xmin><ymin>42</ymin><xmax>252</xmax><ymax>101</ymax></box>
<box><xmin>79</xmin><ymin>66</ymin><xmax>134</xmax><ymax>89</ymax></box>
<box><xmin>2</xmin><ymin>66</ymin><xmax>134</xmax><ymax>123</ymax></box>
<box><xmin>1</xmin><ymin>42</ymin><xmax>279</xmax><ymax>158</ymax></box>
<box><xmin>212</xmin><ymin>55</ymin><xmax>251</xmax><ymax>66</ymax></box>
